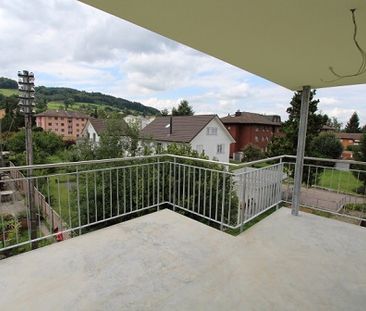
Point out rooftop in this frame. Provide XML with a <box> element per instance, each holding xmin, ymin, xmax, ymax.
<box><xmin>221</xmin><ymin>111</ymin><xmax>282</xmax><ymax>126</ymax></box>
<box><xmin>87</xmin><ymin>118</ymin><xmax>107</xmax><ymax>135</ymax></box>
<box><xmin>336</xmin><ymin>132</ymin><xmax>363</xmax><ymax>140</ymax></box>
<box><xmin>35</xmin><ymin>109</ymin><xmax>89</xmax><ymax>119</ymax></box>
<box><xmin>140</xmin><ymin>115</ymin><xmax>217</xmax><ymax>143</ymax></box>
<box><xmin>1</xmin><ymin>208</ymin><xmax>365</xmax><ymax>310</ymax></box>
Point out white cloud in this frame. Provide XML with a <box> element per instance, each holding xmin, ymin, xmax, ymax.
<box><xmin>0</xmin><ymin>0</ymin><xmax>365</xmax><ymax>127</ymax></box>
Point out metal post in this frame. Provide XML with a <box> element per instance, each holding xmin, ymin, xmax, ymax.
<box><xmin>18</xmin><ymin>70</ymin><xmax>37</xmax><ymax>248</ymax></box>
<box><xmin>292</xmin><ymin>85</ymin><xmax>311</xmax><ymax>216</ymax></box>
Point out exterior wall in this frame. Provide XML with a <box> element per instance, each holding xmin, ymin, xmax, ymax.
<box><xmin>339</xmin><ymin>138</ymin><xmax>359</xmax><ymax>150</ymax></box>
<box><xmin>83</xmin><ymin>122</ymin><xmax>100</xmax><ymax>144</ymax></box>
<box><xmin>36</xmin><ymin>115</ymin><xmax>88</xmax><ymax>141</ymax></box>
<box><xmin>225</xmin><ymin>123</ymin><xmax>280</xmax><ymax>157</ymax></box>
<box><xmin>190</xmin><ymin>118</ymin><xmax>232</xmax><ymax>162</ymax></box>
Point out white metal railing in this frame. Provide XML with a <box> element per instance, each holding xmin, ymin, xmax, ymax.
<box><xmin>0</xmin><ymin>154</ymin><xmax>284</xmax><ymax>255</ymax></box>
<box><xmin>1</xmin><ymin>154</ymin><xmax>365</xmax><ymax>257</ymax></box>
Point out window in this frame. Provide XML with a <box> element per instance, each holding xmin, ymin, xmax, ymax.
<box><xmin>207</xmin><ymin>127</ymin><xmax>218</xmax><ymax>135</ymax></box>
<box><xmin>81</xmin><ymin>118</ymin><xmax>84</xmax><ymax>121</ymax></box>
<box><xmin>93</xmin><ymin>133</ymin><xmax>96</xmax><ymax>142</ymax></box>
<box><xmin>76</xmin><ymin>123</ymin><xmax>79</xmax><ymax>127</ymax></box>
<box><xmin>61</xmin><ymin>129</ymin><xmax>64</xmax><ymax>132</ymax></box>
<box><xmin>349</xmin><ymin>140</ymin><xmax>353</xmax><ymax>143</ymax></box>
<box><xmin>217</xmin><ymin>144</ymin><xmax>224</xmax><ymax>154</ymax></box>
<box><xmin>255</xmin><ymin>127</ymin><xmax>259</xmax><ymax>132</ymax></box>
<box><xmin>61</xmin><ymin>117</ymin><xmax>64</xmax><ymax>120</ymax></box>
<box><xmin>196</xmin><ymin>145</ymin><xmax>204</xmax><ymax>154</ymax></box>
<box><xmin>48</xmin><ymin>123</ymin><xmax>52</xmax><ymax>126</ymax></box>
<box><xmin>262</xmin><ymin>136</ymin><xmax>265</xmax><ymax>142</ymax></box>
<box><xmin>55</xmin><ymin>117</ymin><xmax>58</xmax><ymax>120</ymax></box>
<box><xmin>255</xmin><ymin>136</ymin><xmax>259</xmax><ymax>142</ymax></box>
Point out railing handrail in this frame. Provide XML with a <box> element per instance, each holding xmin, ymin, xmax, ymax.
<box><xmin>1</xmin><ymin>154</ymin><xmax>285</xmax><ymax>172</ymax></box>
<box><xmin>2</xmin><ymin>153</ymin><xmax>366</xmax><ymax>173</ymax></box>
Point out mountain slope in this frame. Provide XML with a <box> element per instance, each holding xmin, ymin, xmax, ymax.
<box><xmin>0</xmin><ymin>77</ymin><xmax>160</xmax><ymax>115</ymax></box>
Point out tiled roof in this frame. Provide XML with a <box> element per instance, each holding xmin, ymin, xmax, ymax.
<box><xmin>89</xmin><ymin>118</ymin><xmax>107</xmax><ymax>135</ymax></box>
<box><xmin>221</xmin><ymin>111</ymin><xmax>281</xmax><ymax>126</ymax></box>
<box><xmin>140</xmin><ymin>115</ymin><xmax>216</xmax><ymax>143</ymax></box>
<box><xmin>336</xmin><ymin>132</ymin><xmax>363</xmax><ymax>141</ymax></box>
<box><xmin>35</xmin><ymin>110</ymin><xmax>89</xmax><ymax>119</ymax></box>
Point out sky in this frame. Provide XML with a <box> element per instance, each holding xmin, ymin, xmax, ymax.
<box><xmin>0</xmin><ymin>0</ymin><xmax>365</xmax><ymax>125</ymax></box>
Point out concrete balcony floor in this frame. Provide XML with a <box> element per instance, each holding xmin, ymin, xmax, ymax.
<box><xmin>0</xmin><ymin>208</ymin><xmax>365</xmax><ymax>311</ymax></box>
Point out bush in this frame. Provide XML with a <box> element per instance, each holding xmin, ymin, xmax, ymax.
<box><xmin>241</xmin><ymin>144</ymin><xmax>265</xmax><ymax>162</ymax></box>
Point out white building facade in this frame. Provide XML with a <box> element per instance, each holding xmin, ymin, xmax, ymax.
<box><xmin>141</xmin><ymin>115</ymin><xmax>235</xmax><ymax>163</ymax></box>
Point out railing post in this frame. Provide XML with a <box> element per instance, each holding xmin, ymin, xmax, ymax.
<box><xmin>292</xmin><ymin>85</ymin><xmax>311</xmax><ymax>216</ymax></box>
<box><xmin>173</xmin><ymin>157</ymin><xmax>176</xmax><ymax>211</ymax></box>
<box><xmin>157</xmin><ymin>158</ymin><xmax>160</xmax><ymax>211</ymax></box>
<box><xmin>220</xmin><ymin>165</ymin><xmax>228</xmax><ymax>231</ymax></box>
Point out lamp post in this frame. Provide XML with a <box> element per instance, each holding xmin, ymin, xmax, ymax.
<box><xmin>18</xmin><ymin>70</ymin><xmax>37</xmax><ymax>248</ymax></box>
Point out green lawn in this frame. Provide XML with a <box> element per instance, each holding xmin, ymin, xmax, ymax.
<box><xmin>318</xmin><ymin>169</ymin><xmax>363</xmax><ymax>194</ymax></box>
<box><xmin>47</xmin><ymin>101</ymin><xmax>121</xmax><ymax>112</ymax></box>
<box><xmin>0</xmin><ymin>88</ymin><xmax>18</xmax><ymax>96</ymax></box>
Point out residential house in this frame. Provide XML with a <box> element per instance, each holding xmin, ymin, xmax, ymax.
<box><xmin>35</xmin><ymin>110</ymin><xmax>89</xmax><ymax>141</ymax></box>
<box><xmin>221</xmin><ymin>111</ymin><xmax>281</xmax><ymax>158</ymax></box>
<box><xmin>336</xmin><ymin>132</ymin><xmax>363</xmax><ymax>160</ymax></box>
<box><xmin>81</xmin><ymin>118</ymin><xmax>107</xmax><ymax>145</ymax></box>
<box><xmin>140</xmin><ymin>115</ymin><xmax>235</xmax><ymax>162</ymax></box>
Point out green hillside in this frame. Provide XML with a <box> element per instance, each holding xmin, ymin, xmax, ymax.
<box><xmin>0</xmin><ymin>89</ymin><xmax>18</xmax><ymax>97</ymax></box>
<box><xmin>0</xmin><ymin>77</ymin><xmax>160</xmax><ymax>116</ymax></box>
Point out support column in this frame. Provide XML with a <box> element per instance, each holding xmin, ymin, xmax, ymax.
<box><xmin>292</xmin><ymin>85</ymin><xmax>311</xmax><ymax>216</ymax></box>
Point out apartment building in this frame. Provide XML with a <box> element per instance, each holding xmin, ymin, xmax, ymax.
<box><xmin>221</xmin><ymin>111</ymin><xmax>282</xmax><ymax>158</ymax></box>
<box><xmin>35</xmin><ymin>110</ymin><xmax>89</xmax><ymax>141</ymax></box>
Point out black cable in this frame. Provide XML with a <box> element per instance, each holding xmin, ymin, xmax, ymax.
<box><xmin>324</xmin><ymin>8</ymin><xmax>366</xmax><ymax>82</ymax></box>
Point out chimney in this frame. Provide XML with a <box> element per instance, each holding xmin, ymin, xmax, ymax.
<box><xmin>169</xmin><ymin>116</ymin><xmax>173</xmax><ymax>135</ymax></box>
<box><xmin>235</xmin><ymin>110</ymin><xmax>241</xmax><ymax>116</ymax></box>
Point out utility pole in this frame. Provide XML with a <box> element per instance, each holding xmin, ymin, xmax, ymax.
<box><xmin>18</xmin><ymin>70</ymin><xmax>37</xmax><ymax>248</ymax></box>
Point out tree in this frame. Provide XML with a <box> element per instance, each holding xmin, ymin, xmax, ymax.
<box><xmin>97</xmin><ymin>119</ymin><xmax>129</xmax><ymax>159</ymax></box>
<box><xmin>6</xmin><ymin>129</ymin><xmax>65</xmax><ymax>165</ymax></box>
<box><xmin>161</xmin><ymin>108</ymin><xmax>169</xmax><ymax>116</ymax></box>
<box><xmin>0</xmin><ymin>77</ymin><xmax>17</xmax><ymax>89</ymax></box>
<box><xmin>344</xmin><ymin>112</ymin><xmax>361</xmax><ymax>133</ymax></box>
<box><xmin>172</xmin><ymin>100</ymin><xmax>194</xmax><ymax>116</ymax></box>
<box><xmin>63</xmin><ymin>97</ymin><xmax>75</xmax><ymax>110</ymax></box>
<box><xmin>241</xmin><ymin>144</ymin><xmax>265</xmax><ymax>162</ymax></box>
<box><xmin>326</xmin><ymin>117</ymin><xmax>342</xmax><ymax>131</ymax></box>
<box><xmin>309</xmin><ymin>132</ymin><xmax>343</xmax><ymax>159</ymax></box>
<box><xmin>267</xmin><ymin>89</ymin><xmax>328</xmax><ymax>156</ymax></box>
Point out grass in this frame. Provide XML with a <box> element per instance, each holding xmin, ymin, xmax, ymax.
<box><xmin>47</xmin><ymin>101</ymin><xmax>122</xmax><ymax>112</ymax></box>
<box><xmin>0</xmin><ymin>88</ymin><xmax>18</xmax><ymax>97</ymax></box>
<box><xmin>318</xmin><ymin>169</ymin><xmax>362</xmax><ymax>194</ymax></box>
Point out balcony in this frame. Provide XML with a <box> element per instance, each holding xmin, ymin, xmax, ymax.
<box><xmin>0</xmin><ymin>154</ymin><xmax>365</xmax><ymax>309</ymax></box>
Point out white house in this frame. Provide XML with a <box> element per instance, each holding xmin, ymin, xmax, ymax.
<box><xmin>140</xmin><ymin>115</ymin><xmax>235</xmax><ymax>162</ymax></box>
<box><xmin>81</xmin><ymin>118</ymin><xmax>107</xmax><ymax>145</ymax></box>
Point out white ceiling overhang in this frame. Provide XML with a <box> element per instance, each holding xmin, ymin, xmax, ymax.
<box><xmin>79</xmin><ymin>0</ymin><xmax>366</xmax><ymax>91</ymax></box>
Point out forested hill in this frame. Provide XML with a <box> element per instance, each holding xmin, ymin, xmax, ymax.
<box><xmin>0</xmin><ymin>77</ymin><xmax>160</xmax><ymax>115</ymax></box>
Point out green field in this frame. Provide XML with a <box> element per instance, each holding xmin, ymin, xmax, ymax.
<box><xmin>318</xmin><ymin>169</ymin><xmax>363</xmax><ymax>194</ymax></box>
<box><xmin>0</xmin><ymin>88</ymin><xmax>18</xmax><ymax>96</ymax></box>
<box><xmin>47</xmin><ymin>101</ymin><xmax>122</xmax><ymax>112</ymax></box>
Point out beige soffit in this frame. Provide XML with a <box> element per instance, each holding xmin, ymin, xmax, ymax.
<box><xmin>79</xmin><ymin>0</ymin><xmax>366</xmax><ymax>91</ymax></box>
